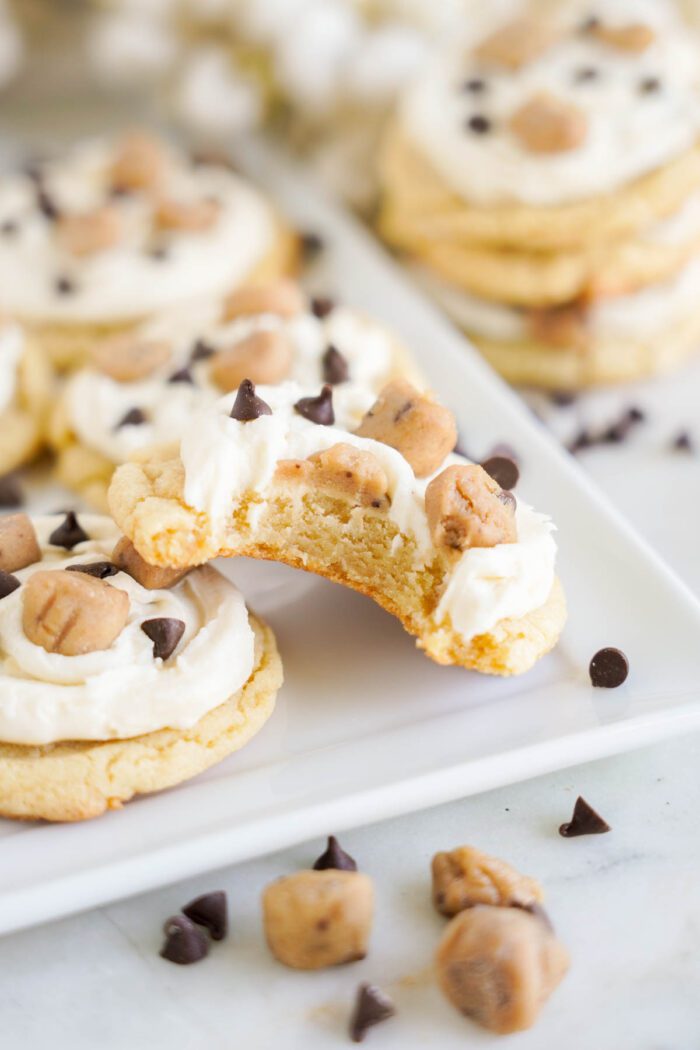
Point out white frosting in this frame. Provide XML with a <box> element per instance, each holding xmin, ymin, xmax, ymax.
<box><xmin>64</xmin><ymin>303</ymin><xmax>394</xmax><ymax>464</ymax></box>
<box><xmin>0</xmin><ymin>138</ymin><xmax>276</xmax><ymax>323</ymax></box>
<box><xmin>399</xmin><ymin>0</ymin><xmax>700</xmax><ymax>205</ymax></box>
<box><xmin>179</xmin><ymin>382</ymin><xmax>557</xmax><ymax>642</ymax></box>
<box><xmin>0</xmin><ymin>516</ymin><xmax>255</xmax><ymax>745</ymax></box>
<box><xmin>0</xmin><ymin>322</ymin><xmax>23</xmax><ymax>415</ymax></box>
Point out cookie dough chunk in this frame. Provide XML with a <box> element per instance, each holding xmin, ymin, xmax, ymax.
<box><xmin>354</xmin><ymin>380</ymin><xmax>457</xmax><ymax>477</ymax></box>
<box><xmin>110</xmin><ymin>131</ymin><xmax>167</xmax><ymax>192</ymax></box>
<box><xmin>435</xmin><ymin>905</ymin><xmax>569</xmax><ymax>1033</ymax></box>
<box><xmin>222</xmin><ymin>280</ymin><xmax>306</xmax><ymax>323</ymax></box>
<box><xmin>475</xmin><ymin>17</ymin><xmax>558</xmax><ymax>70</ymax></box>
<box><xmin>432</xmin><ymin>846</ymin><xmax>543</xmax><ymax>917</ymax></box>
<box><xmin>425</xmin><ymin>465</ymin><xmax>516</xmax><ymax>551</ymax></box>
<box><xmin>111</xmin><ymin>537</ymin><xmax>189</xmax><ymax>590</ymax></box>
<box><xmin>210</xmin><ymin>330</ymin><xmax>293</xmax><ymax>390</ymax></box>
<box><xmin>22</xmin><ymin>569</ymin><xmax>130</xmax><ymax>655</ymax></box>
<box><xmin>276</xmin><ymin>443</ymin><xmax>389</xmax><ymax>507</ymax></box>
<box><xmin>91</xmin><ymin>335</ymin><xmax>171</xmax><ymax>382</ymax></box>
<box><xmin>155</xmin><ymin>198</ymin><xmax>220</xmax><ymax>232</ymax></box>
<box><xmin>592</xmin><ymin>21</ymin><xmax>655</xmax><ymax>53</ymax></box>
<box><xmin>0</xmin><ymin>514</ymin><xmax>41</xmax><ymax>573</ymax></box>
<box><xmin>262</xmin><ymin>870</ymin><xmax>374</xmax><ymax>970</ymax></box>
<box><xmin>509</xmin><ymin>93</ymin><xmax>587</xmax><ymax>154</ymax></box>
<box><xmin>56</xmin><ymin>207</ymin><xmax>122</xmax><ymax>257</ymax></box>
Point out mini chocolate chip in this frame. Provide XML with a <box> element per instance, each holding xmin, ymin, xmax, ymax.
<box><xmin>313</xmin><ymin>835</ymin><xmax>357</xmax><ymax>872</ymax></box>
<box><xmin>0</xmin><ymin>570</ymin><xmax>20</xmax><ymax>600</ymax></box>
<box><xmin>0</xmin><ymin>473</ymin><xmax>24</xmax><ymax>507</ymax></box>
<box><xmin>37</xmin><ymin>188</ymin><xmax>59</xmax><ymax>221</ymax></box>
<box><xmin>190</xmin><ymin>148</ymin><xmax>238</xmax><ymax>172</ymax></box>
<box><xmin>23</xmin><ymin>159</ymin><xmax>44</xmax><ymax>184</ymax></box>
<box><xmin>160</xmin><ymin>915</ymin><xmax>209</xmax><ymax>965</ymax></box>
<box><xmin>462</xmin><ymin>77</ymin><xmax>487</xmax><ymax>93</ymax></box>
<box><xmin>108</xmin><ymin>183</ymin><xmax>133</xmax><ymax>199</ymax></box>
<box><xmin>510</xmin><ymin>901</ymin><xmax>554</xmax><ymax>932</ymax></box>
<box><xmin>147</xmin><ymin>244</ymin><xmax>169</xmax><ymax>261</ymax></box>
<box><xmin>115</xmin><ymin>407</ymin><xmax>147</xmax><ymax>429</ymax></box>
<box><xmin>49</xmin><ymin>511</ymin><xmax>89</xmax><ymax>550</ymax></box>
<box><xmin>311</xmin><ymin>296</ymin><xmax>335</xmax><ymax>319</ymax></box>
<box><xmin>589</xmin><ymin>646</ymin><xmax>629</xmax><ymax>688</ymax></box>
<box><xmin>349</xmin><ymin>984</ymin><xmax>396</xmax><ymax>1043</ymax></box>
<box><xmin>467</xmin><ymin>114</ymin><xmax>492</xmax><ymax>134</ymax></box>
<box><xmin>639</xmin><ymin>76</ymin><xmax>661</xmax><ymax>94</ymax></box>
<box><xmin>54</xmin><ymin>276</ymin><xmax>76</xmax><ymax>296</ymax></box>
<box><xmin>567</xmin><ymin>428</ymin><xmax>592</xmax><ymax>454</ymax></box>
<box><xmin>0</xmin><ymin>219</ymin><xmax>18</xmax><ymax>236</ymax></box>
<box><xmin>579</xmin><ymin>15</ymin><xmax>600</xmax><ymax>32</ymax></box>
<box><xmin>672</xmin><ymin>430</ymin><xmax>694</xmax><ymax>451</ymax></box>
<box><xmin>601</xmin><ymin>418</ymin><xmax>632</xmax><ymax>444</ymax></box>
<box><xmin>295</xmin><ymin>385</ymin><xmax>334</xmax><ymax>426</ymax></box>
<box><xmin>559</xmin><ymin>795</ymin><xmax>611</xmax><ymax>838</ymax></box>
<box><xmin>322</xmin><ymin>345</ymin><xmax>349</xmax><ymax>385</ymax></box>
<box><xmin>66</xmin><ymin>561</ymin><xmax>119</xmax><ymax>580</ymax></box>
<box><xmin>480</xmin><ymin>455</ymin><xmax>519</xmax><ymax>490</ymax></box>
<box><xmin>168</xmin><ymin>367</ymin><xmax>194</xmax><ymax>385</ymax></box>
<box><xmin>190</xmin><ymin>339</ymin><xmax>216</xmax><ymax>363</ymax></box>
<box><xmin>573</xmin><ymin>66</ymin><xmax>599</xmax><ymax>83</ymax></box>
<box><xmin>182</xmin><ymin>892</ymin><xmax>228</xmax><ymax>941</ymax></box>
<box><xmin>300</xmin><ymin>231</ymin><xmax>324</xmax><ymax>261</ymax></box>
<box><xmin>141</xmin><ymin>617</ymin><xmax>185</xmax><ymax>660</ymax></box>
<box><xmin>550</xmin><ymin>390</ymin><xmax>577</xmax><ymax>407</ymax></box>
<box><xmin>230</xmin><ymin>379</ymin><xmax>272</xmax><ymax>422</ymax></box>
<box><xmin>626</xmin><ymin>405</ymin><xmax>645</xmax><ymax>423</ymax></box>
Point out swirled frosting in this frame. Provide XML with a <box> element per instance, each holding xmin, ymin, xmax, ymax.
<box><xmin>179</xmin><ymin>381</ymin><xmax>556</xmax><ymax>642</ymax></box>
<box><xmin>0</xmin><ymin>137</ymin><xmax>276</xmax><ymax>323</ymax></box>
<box><xmin>398</xmin><ymin>0</ymin><xmax>700</xmax><ymax>206</ymax></box>
<box><xmin>0</xmin><ymin>516</ymin><xmax>255</xmax><ymax>745</ymax></box>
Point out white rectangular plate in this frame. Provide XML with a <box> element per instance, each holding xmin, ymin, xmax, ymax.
<box><xmin>2</xmin><ymin>141</ymin><xmax>700</xmax><ymax>936</ymax></box>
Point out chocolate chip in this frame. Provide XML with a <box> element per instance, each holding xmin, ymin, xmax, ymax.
<box><xmin>66</xmin><ymin>561</ymin><xmax>119</xmax><ymax>580</ymax></box>
<box><xmin>54</xmin><ymin>276</ymin><xmax>76</xmax><ymax>296</ymax></box>
<box><xmin>147</xmin><ymin>244</ymin><xmax>169</xmax><ymax>261</ymax></box>
<box><xmin>0</xmin><ymin>570</ymin><xmax>20</xmax><ymax>599</ymax></box>
<box><xmin>37</xmin><ymin>188</ymin><xmax>59</xmax><ymax>222</ymax></box>
<box><xmin>574</xmin><ymin>66</ymin><xmax>599</xmax><ymax>83</ymax></box>
<box><xmin>640</xmin><ymin>76</ymin><xmax>661</xmax><ymax>94</ymax></box>
<box><xmin>589</xmin><ymin>646</ymin><xmax>629</xmax><ymax>688</ymax></box>
<box><xmin>672</xmin><ymin>430</ymin><xmax>694</xmax><ymax>451</ymax></box>
<box><xmin>0</xmin><ymin>219</ymin><xmax>18</xmax><ymax>236</ymax></box>
<box><xmin>313</xmin><ymin>835</ymin><xmax>357</xmax><ymax>872</ymax></box>
<box><xmin>294</xmin><ymin>385</ymin><xmax>334</xmax><ymax>426</ymax></box>
<box><xmin>559</xmin><ymin>795</ymin><xmax>611</xmax><ymax>838</ymax></box>
<box><xmin>322</xmin><ymin>345</ymin><xmax>349</xmax><ymax>385</ymax></box>
<box><xmin>349</xmin><ymin>984</ymin><xmax>396</xmax><ymax>1043</ymax></box>
<box><xmin>467</xmin><ymin>114</ymin><xmax>492</xmax><ymax>134</ymax></box>
<box><xmin>182</xmin><ymin>892</ymin><xmax>228</xmax><ymax>941</ymax></box>
<box><xmin>23</xmin><ymin>159</ymin><xmax>44</xmax><ymax>184</ymax></box>
<box><xmin>550</xmin><ymin>390</ymin><xmax>577</xmax><ymax>407</ymax></box>
<box><xmin>626</xmin><ymin>405</ymin><xmax>645</xmax><ymax>423</ymax></box>
<box><xmin>567</xmin><ymin>428</ymin><xmax>592</xmax><ymax>454</ymax></box>
<box><xmin>480</xmin><ymin>455</ymin><xmax>519</xmax><ymax>490</ymax></box>
<box><xmin>168</xmin><ymin>367</ymin><xmax>194</xmax><ymax>385</ymax></box>
<box><xmin>462</xmin><ymin>77</ymin><xmax>487</xmax><ymax>93</ymax></box>
<box><xmin>300</xmin><ymin>231</ymin><xmax>324</xmax><ymax>261</ymax></box>
<box><xmin>0</xmin><ymin>473</ymin><xmax>24</xmax><ymax>507</ymax></box>
<box><xmin>109</xmin><ymin>184</ymin><xmax>133</xmax><ymax>199</ymax></box>
<box><xmin>190</xmin><ymin>339</ymin><xmax>216</xmax><ymax>363</ymax></box>
<box><xmin>160</xmin><ymin>915</ymin><xmax>209</xmax><ymax>965</ymax></box>
<box><xmin>115</xmin><ymin>407</ymin><xmax>147</xmax><ymax>429</ymax></box>
<box><xmin>229</xmin><ymin>379</ymin><xmax>272</xmax><ymax>422</ymax></box>
<box><xmin>580</xmin><ymin>15</ymin><xmax>600</xmax><ymax>32</ymax></box>
<box><xmin>311</xmin><ymin>296</ymin><xmax>335</xmax><ymax>319</ymax></box>
<box><xmin>141</xmin><ymin>617</ymin><xmax>185</xmax><ymax>660</ymax></box>
<box><xmin>49</xmin><ymin>511</ymin><xmax>89</xmax><ymax>550</ymax></box>
<box><xmin>190</xmin><ymin>148</ymin><xmax>238</xmax><ymax>172</ymax></box>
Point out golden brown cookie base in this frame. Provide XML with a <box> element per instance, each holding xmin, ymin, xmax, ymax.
<box><xmin>0</xmin><ymin>335</ymin><xmax>53</xmax><ymax>473</ymax></box>
<box><xmin>0</xmin><ymin>614</ymin><xmax>282</xmax><ymax>822</ymax></box>
<box><xmin>108</xmin><ymin>448</ymin><xmax>566</xmax><ymax>676</ymax></box>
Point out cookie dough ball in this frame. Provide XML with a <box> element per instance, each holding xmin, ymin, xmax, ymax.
<box><xmin>262</xmin><ymin>870</ymin><xmax>374</xmax><ymax>970</ymax></box>
<box><xmin>354</xmin><ymin>380</ymin><xmax>457</xmax><ymax>477</ymax></box>
<box><xmin>435</xmin><ymin>905</ymin><xmax>569</xmax><ymax>1034</ymax></box>
<box><xmin>432</xmin><ymin>845</ymin><xmax>543</xmax><ymax>917</ymax></box>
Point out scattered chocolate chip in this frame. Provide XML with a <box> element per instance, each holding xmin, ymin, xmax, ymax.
<box><xmin>589</xmin><ymin>646</ymin><xmax>629</xmax><ymax>688</ymax></box>
<box><xmin>313</xmin><ymin>835</ymin><xmax>357</xmax><ymax>872</ymax></box>
<box><xmin>190</xmin><ymin>339</ymin><xmax>216</xmax><ymax>363</ymax></box>
<box><xmin>462</xmin><ymin>76</ymin><xmax>487</xmax><ymax>93</ymax></box>
<box><xmin>311</xmin><ymin>296</ymin><xmax>335</xmax><ymax>319</ymax></box>
<box><xmin>147</xmin><ymin>244</ymin><xmax>169</xmax><ymax>261</ymax></box>
<box><xmin>639</xmin><ymin>76</ymin><xmax>661</xmax><ymax>94</ymax></box>
<box><xmin>626</xmin><ymin>405</ymin><xmax>645</xmax><ymax>423</ymax></box>
<box><xmin>108</xmin><ymin>183</ymin><xmax>133</xmax><ymax>199</ymax></box>
<box><xmin>300</xmin><ymin>231</ymin><xmax>324</xmax><ymax>262</ymax></box>
<box><xmin>349</xmin><ymin>983</ymin><xmax>396</xmax><ymax>1043</ymax></box>
<box><xmin>510</xmin><ymin>901</ymin><xmax>554</xmax><ymax>932</ymax></box>
<box><xmin>141</xmin><ymin>617</ymin><xmax>186</xmax><ymax>660</ymax></box>
<box><xmin>294</xmin><ymin>385</ymin><xmax>334</xmax><ymax>426</ymax></box>
<box><xmin>0</xmin><ymin>570</ymin><xmax>20</xmax><ymax>600</ymax></box>
<box><xmin>550</xmin><ymin>390</ymin><xmax>577</xmax><ymax>407</ymax></box>
<box><xmin>167</xmin><ymin>366</ymin><xmax>194</xmax><ymax>385</ymax></box>
<box><xmin>672</xmin><ymin>430</ymin><xmax>694</xmax><ymax>452</ymax></box>
<box><xmin>115</xmin><ymin>407</ymin><xmax>147</xmax><ymax>429</ymax></box>
<box><xmin>23</xmin><ymin>159</ymin><xmax>44</xmax><ymax>184</ymax></box>
<box><xmin>230</xmin><ymin>378</ymin><xmax>272</xmax><ymax>422</ymax></box>
<box><xmin>182</xmin><ymin>891</ymin><xmax>228</xmax><ymax>941</ymax></box>
<box><xmin>480</xmin><ymin>455</ymin><xmax>519</xmax><ymax>490</ymax></box>
<box><xmin>601</xmin><ymin>419</ymin><xmax>632</xmax><ymax>444</ymax></box>
<box><xmin>322</xmin><ymin>345</ymin><xmax>349</xmax><ymax>385</ymax></box>
<box><xmin>54</xmin><ymin>275</ymin><xmax>76</xmax><ymax>296</ymax></box>
<box><xmin>66</xmin><ymin>561</ymin><xmax>119</xmax><ymax>580</ymax></box>
<box><xmin>0</xmin><ymin>473</ymin><xmax>24</xmax><ymax>508</ymax></box>
<box><xmin>573</xmin><ymin>66</ymin><xmax>599</xmax><ymax>83</ymax></box>
<box><xmin>160</xmin><ymin>915</ymin><xmax>209</xmax><ymax>965</ymax></box>
<box><xmin>567</xmin><ymin>428</ymin><xmax>592</xmax><ymax>454</ymax></box>
<box><xmin>559</xmin><ymin>795</ymin><xmax>611</xmax><ymax>838</ymax></box>
<box><xmin>579</xmin><ymin>15</ymin><xmax>600</xmax><ymax>32</ymax></box>
<box><xmin>467</xmin><ymin>114</ymin><xmax>492</xmax><ymax>134</ymax></box>
<box><xmin>0</xmin><ymin>219</ymin><xmax>18</xmax><ymax>236</ymax></box>
<box><xmin>36</xmin><ymin>188</ymin><xmax>59</xmax><ymax>222</ymax></box>
<box><xmin>190</xmin><ymin>148</ymin><xmax>238</xmax><ymax>171</ymax></box>
<box><xmin>49</xmin><ymin>511</ymin><xmax>89</xmax><ymax>550</ymax></box>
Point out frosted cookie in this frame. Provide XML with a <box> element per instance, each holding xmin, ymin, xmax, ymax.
<box><xmin>48</xmin><ymin>283</ymin><xmax>421</xmax><ymax>510</ymax></box>
<box><xmin>109</xmin><ymin>379</ymin><xmax>566</xmax><ymax>676</ymax></box>
<box><xmin>0</xmin><ymin>513</ymin><xmax>282</xmax><ymax>821</ymax></box>
<box><xmin>0</xmin><ymin>320</ymin><xmax>53</xmax><ymax>473</ymax></box>
<box><xmin>0</xmin><ymin>132</ymin><xmax>298</xmax><ymax>370</ymax></box>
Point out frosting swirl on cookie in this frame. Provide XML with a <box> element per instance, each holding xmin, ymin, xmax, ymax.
<box><xmin>0</xmin><ymin>516</ymin><xmax>255</xmax><ymax>744</ymax></box>
<box><xmin>399</xmin><ymin>0</ymin><xmax>700</xmax><ymax>206</ymax></box>
<box><xmin>0</xmin><ymin>322</ymin><xmax>22</xmax><ymax>415</ymax></box>
<box><xmin>0</xmin><ymin>137</ymin><xmax>276</xmax><ymax>323</ymax></box>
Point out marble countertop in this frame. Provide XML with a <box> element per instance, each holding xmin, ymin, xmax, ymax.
<box><xmin>2</xmin><ymin>355</ymin><xmax>699</xmax><ymax>1049</ymax></box>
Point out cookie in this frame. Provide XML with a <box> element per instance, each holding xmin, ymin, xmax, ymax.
<box><xmin>48</xmin><ymin>287</ymin><xmax>423</xmax><ymax>510</ymax></box>
<box><xmin>108</xmin><ymin>380</ymin><xmax>566</xmax><ymax>676</ymax></box>
<box><xmin>0</xmin><ymin>322</ymin><xmax>53</xmax><ymax>473</ymax></box>
<box><xmin>0</xmin><ymin>132</ymin><xmax>300</xmax><ymax>371</ymax></box>
<box><xmin>0</xmin><ymin>514</ymin><xmax>282</xmax><ymax>821</ymax></box>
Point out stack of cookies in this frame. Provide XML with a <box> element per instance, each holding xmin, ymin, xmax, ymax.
<box><xmin>379</xmin><ymin>0</ymin><xmax>700</xmax><ymax>389</ymax></box>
